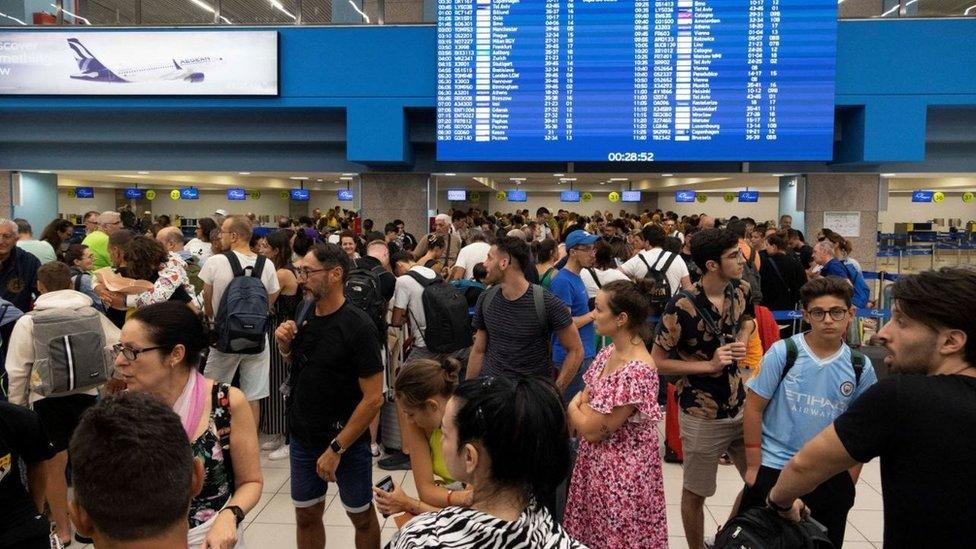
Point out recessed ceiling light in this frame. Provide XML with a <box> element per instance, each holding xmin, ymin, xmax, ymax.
<box><xmin>341</xmin><ymin>173</ymin><xmax>357</xmax><ymax>176</ymax></box>
<box><xmin>289</xmin><ymin>176</ymin><xmax>307</xmax><ymax>180</ymax></box>
<box><xmin>881</xmin><ymin>173</ymin><xmax>897</xmax><ymax>177</ymax></box>
<box><xmin>661</xmin><ymin>173</ymin><xmax>674</xmax><ymax>177</ymax></box>
<box><xmin>510</xmin><ymin>177</ymin><xmax>526</xmax><ymax>181</ymax></box>
<box><xmin>560</xmin><ymin>177</ymin><xmax>577</xmax><ymax>181</ymax></box>
<box><xmin>443</xmin><ymin>173</ymin><xmax>456</xmax><ymax>176</ymax></box>
<box><xmin>609</xmin><ymin>177</ymin><xmax>628</xmax><ymax>181</ymax></box>
<box><xmin>36</xmin><ymin>170</ymin><xmax>51</xmax><ymax>174</ymax></box>
<box><xmin>238</xmin><ymin>172</ymin><xmax>251</xmax><ymax>175</ymax></box>
<box><xmin>600</xmin><ymin>181</ymin><xmax>606</xmax><ymax>185</ymax></box>
<box><xmin>553</xmin><ymin>173</ymin><xmax>565</xmax><ymax>177</ymax></box>
<box><xmin>317</xmin><ymin>178</ymin><xmax>324</xmax><ymax>182</ymax></box>
<box><xmin>137</xmin><ymin>171</ymin><xmax>150</xmax><ymax>175</ymax></box>
<box><xmin>339</xmin><ymin>176</ymin><xmax>354</xmax><ymax>180</ymax></box>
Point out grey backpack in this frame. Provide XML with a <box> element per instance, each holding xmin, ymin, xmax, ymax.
<box><xmin>28</xmin><ymin>308</ymin><xmax>113</xmax><ymax>398</ymax></box>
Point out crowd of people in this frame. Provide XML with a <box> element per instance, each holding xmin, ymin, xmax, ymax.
<box><xmin>0</xmin><ymin>203</ymin><xmax>973</xmax><ymax>549</ymax></box>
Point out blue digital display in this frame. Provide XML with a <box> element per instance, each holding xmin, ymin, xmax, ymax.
<box><xmin>227</xmin><ymin>188</ymin><xmax>247</xmax><ymax>201</ymax></box>
<box><xmin>738</xmin><ymin>191</ymin><xmax>760</xmax><ymax>203</ymax></box>
<box><xmin>912</xmin><ymin>190</ymin><xmax>933</xmax><ymax>203</ymax></box>
<box><xmin>675</xmin><ymin>190</ymin><xmax>696</xmax><ymax>203</ymax></box>
<box><xmin>621</xmin><ymin>190</ymin><xmax>642</xmax><ymax>202</ymax></box>
<box><xmin>179</xmin><ymin>187</ymin><xmax>199</xmax><ymax>200</ymax></box>
<box><xmin>337</xmin><ymin>189</ymin><xmax>355</xmax><ymax>201</ymax></box>
<box><xmin>560</xmin><ymin>190</ymin><xmax>581</xmax><ymax>202</ymax></box>
<box><xmin>447</xmin><ymin>189</ymin><xmax>467</xmax><ymax>201</ymax></box>
<box><xmin>436</xmin><ymin>0</ymin><xmax>836</xmax><ymax>162</ymax></box>
<box><xmin>123</xmin><ymin>188</ymin><xmax>143</xmax><ymax>199</ymax></box>
<box><xmin>290</xmin><ymin>189</ymin><xmax>310</xmax><ymax>201</ymax></box>
<box><xmin>507</xmin><ymin>190</ymin><xmax>527</xmax><ymax>202</ymax></box>
<box><xmin>75</xmin><ymin>187</ymin><xmax>94</xmax><ymax>198</ymax></box>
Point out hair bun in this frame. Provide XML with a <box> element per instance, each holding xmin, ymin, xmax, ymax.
<box><xmin>441</xmin><ymin>357</ymin><xmax>461</xmax><ymax>381</ymax></box>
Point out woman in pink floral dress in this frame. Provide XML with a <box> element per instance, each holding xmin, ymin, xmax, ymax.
<box><xmin>564</xmin><ymin>279</ymin><xmax>667</xmax><ymax>549</ymax></box>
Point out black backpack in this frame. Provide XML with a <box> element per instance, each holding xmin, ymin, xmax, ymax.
<box><xmin>344</xmin><ymin>263</ymin><xmax>387</xmax><ymax>339</ymax></box>
<box><xmin>742</xmin><ymin>246</ymin><xmax>764</xmax><ymax>304</ymax></box>
<box><xmin>214</xmin><ymin>252</ymin><xmax>270</xmax><ymax>354</ymax></box>
<box><xmin>714</xmin><ymin>507</ymin><xmax>833</xmax><ymax>549</ymax></box>
<box><xmin>783</xmin><ymin>337</ymin><xmax>865</xmax><ymax>385</ymax></box>
<box><xmin>406</xmin><ymin>271</ymin><xmax>472</xmax><ymax>353</ymax></box>
<box><xmin>638</xmin><ymin>251</ymin><xmax>679</xmax><ymax>314</ymax></box>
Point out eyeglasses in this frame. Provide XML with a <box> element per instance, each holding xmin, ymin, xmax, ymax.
<box><xmin>806</xmin><ymin>307</ymin><xmax>849</xmax><ymax>321</ymax></box>
<box><xmin>113</xmin><ymin>343</ymin><xmax>170</xmax><ymax>361</ymax></box>
<box><xmin>295</xmin><ymin>267</ymin><xmax>327</xmax><ymax>279</ymax></box>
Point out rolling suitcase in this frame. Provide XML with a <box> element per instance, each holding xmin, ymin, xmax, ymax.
<box><xmin>664</xmin><ymin>383</ymin><xmax>684</xmax><ymax>463</ymax></box>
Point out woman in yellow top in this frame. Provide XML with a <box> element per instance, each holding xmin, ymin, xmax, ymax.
<box><xmin>373</xmin><ymin>357</ymin><xmax>474</xmax><ymax>517</ymax></box>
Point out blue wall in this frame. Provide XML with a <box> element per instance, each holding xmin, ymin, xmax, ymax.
<box><xmin>1</xmin><ymin>20</ymin><xmax>975</xmax><ymax>167</ymax></box>
<box><xmin>13</xmin><ymin>172</ymin><xmax>59</xmax><ymax>232</ymax></box>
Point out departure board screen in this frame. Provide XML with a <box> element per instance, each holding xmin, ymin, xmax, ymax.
<box><xmin>436</xmin><ymin>0</ymin><xmax>836</xmax><ymax>162</ymax></box>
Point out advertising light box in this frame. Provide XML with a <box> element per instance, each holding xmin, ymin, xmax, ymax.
<box><xmin>75</xmin><ymin>187</ymin><xmax>94</xmax><ymax>198</ymax></box>
<box><xmin>447</xmin><ymin>189</ymin><xmax>467</xmax><ymax>201</ymax></box>
<box><xmin>675</xmin><ymin>190</ymin><xmax>696</xmax><ymax>203</ymax></box>
<box><xmin>227</xmin><ymin>188</ymin><xmax>247</xmax><ymax>201</ymax></box>
<box><xmin>912</xmin><ymin>190</ymin><xmax>934</xmax><ymax>203</ymax></box>
<box><xmin>621</xmin><ymin>190</ymin><xmax>641</xmax><ymax>202</ymax></box>
<box><xmin>337</xmin><ymin>189</ymin><xmax>354</xmax><ymax>201</ymax></box>
<box><xmin>738</xmin><ymin>191</ymin><xmax>760</xmax><ymax>202</ymax></box>
<box><xmin>179</xmin><ymin>187</ymin><xmax>199</xmax><ymax>200</ymax></box>
<box><xmin>123</xmin><ymin>188</ymin><xmax>144</xmax><ymax>199</ymax></box>
<box><xmin>290</xmin><ymin>189</ymin><xmax>310</xmax><ymax>201</ymax></box>
<box><xmin>0</xmin><ymin>31</ymin><xmax>278</xmax><ymax>96</ymax></box>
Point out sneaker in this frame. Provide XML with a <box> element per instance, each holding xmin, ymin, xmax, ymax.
<box><xmin>378</xmin><ymin>450</ymin><xmax>411</xmax><ymax>471</ymax></box>
<box><xmin>268</xmin><ymin>444</ymin><xmax>290</xmax><ymax>461</ymax></box>
<box><xmin>371</xmin><ymin>443</ymin><xmax>381</xmax><ymax>457</ymax></box>
<box><xmin>261</xmin><ymin>435</ymin><xmax>284</xmax><ymax>451</ymax></box>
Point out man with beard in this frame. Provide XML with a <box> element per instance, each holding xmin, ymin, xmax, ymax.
<box><xmin>768</xmin><ymin>267</ymin><xmax>976</xmax><ymax>549</ymax></box>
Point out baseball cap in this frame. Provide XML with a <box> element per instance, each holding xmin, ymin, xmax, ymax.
<box><xmin>564</xmin><ymin>230</ymin><xmax>599</xmax><ymax>251</ymax></box>
<box><xmin>214</xmin><ymin>209</ymin><xmax>228</xmax><ymax>217</ymax></box>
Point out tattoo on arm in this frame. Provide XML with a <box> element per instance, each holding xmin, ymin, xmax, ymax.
<box><xmin>599</xmin><ymin>423</ymin><xmax>612</xmax><ymax>440</ymax></box>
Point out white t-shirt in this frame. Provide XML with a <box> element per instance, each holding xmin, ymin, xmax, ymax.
<box><xmin>453</xmin><ymin>242</ymin><xmax>490</xmax><ymax>280</ymax></box>
<box><xmin>185</xmin><ymin>238</ymin><xmax>213</xmax><ymax>263</ymax></box>
<box><xmin>198</xmin><ymin>250</ymin><xmax>281</xmax><ymax>319</ymax></box>
<box><xmin>393</xmin><ymin>265</ymin><xmax>437</xmax><ymax>348</ymax></box>
<box><xmin>619</xmin><ymin>248</ymin><xmax>689</xmax><ymax>297</ymax></box>
<box><xmin>580</xmin><ymin>267</ymin><xmax>630</xmax><ymax>299</ymax></box>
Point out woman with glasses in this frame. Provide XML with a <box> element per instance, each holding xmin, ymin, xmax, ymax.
<box><xmin>390</xmin><ymin>376</ymin><xmax>585</xmax><ymax>548</ymax></box>
<box><xmin>114</xmin><ymin>301</ymin><xmax>262</xmax><ymax>549</ymax></box>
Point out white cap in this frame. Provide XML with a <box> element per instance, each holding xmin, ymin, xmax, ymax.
<box><xmin>327</xmin><ymin>234</ymin><xmax>341</xmax><ymax>244</ymax></box>
<box><xmin>214</xmin><ymin>209</ymin><xmax>228</xmax><ymax>217</ymax></box>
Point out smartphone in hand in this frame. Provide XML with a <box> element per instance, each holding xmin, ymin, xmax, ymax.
<box><xmin>375</xmin><ymin>475</ymin><xmax>395</xmax><ymax>518</ymax></box>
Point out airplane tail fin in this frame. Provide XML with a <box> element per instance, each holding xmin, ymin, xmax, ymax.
<box><xmin>67</xmin><ymin>38</ymin><xmax>125</xmax><ymax>82</ymax></box>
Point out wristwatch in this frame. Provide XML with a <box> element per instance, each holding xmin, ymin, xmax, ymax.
<box><xmin>329</xmin><ymin>438</ymin><xmax>346</xmax><ymax>455</ymax></box>
<box><xmin>222</xmin><ymin>505</ymin><xmax>245</xmax><ymax>526</ymax></box>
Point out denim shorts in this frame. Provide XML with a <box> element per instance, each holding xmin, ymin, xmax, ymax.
<box><xmin>289</xmin><ymin>436</ymin><xmax>373</xmax><ymax>513</ymax></box>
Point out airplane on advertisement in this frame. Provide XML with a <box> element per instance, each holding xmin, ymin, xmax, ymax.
<box><xmin>66</xmin><ymin>38</ymin><xmax>223</xmax><ymax>84</ymax></box>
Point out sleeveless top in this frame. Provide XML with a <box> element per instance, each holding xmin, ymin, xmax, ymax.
<box><xmin>428</xmin><ymin>429</ymin><xmax>454</xmax><ymax>485</ymax></box>
<box><xmin>275</xmin><ymin>266</ymin><xmax>302</xmax><ymax>322</ymax></box>
<box><xmin>188</xmin><ymin>383</ymin><xmax>233</xmax><ymax>528</ymax></box>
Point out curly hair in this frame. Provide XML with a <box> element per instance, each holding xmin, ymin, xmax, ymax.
<box><xmin>124</xmin><ymin>236</ymin><xmax>169</xmax><ymax>282</ymax></box>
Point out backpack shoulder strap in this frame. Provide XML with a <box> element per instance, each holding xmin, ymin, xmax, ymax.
<box><xmin>223</xmin><ymin>251</ymin><xmax>244</xmax><ymax>278</ymax></box>
<box><xmin>748</xmin><ymin>246</ymin><xmax>757</xmax><ymax>264</ymax></box>
<box><xmin>251</xmin><ymin>255</ymin><xmax>267</xmax><ymax>280</ymax></box>
<box><xmin>851</xmin><ymin>350</ymin><xmax>865</xmax><ymax>386</ymax></box>
<box><xmin>406</xmin><ymin>269</ymin><xmax>435</xmax><ymax>288</ymax></box>
<box><xmin>479</xmin><ymin>284</ymin><xmax>502</xmax><ymax>323</ymax></box>
<box><xmin>637</xmin><ymin>252</ymin><xmax>653</xmax><ymax>273</ymax></box>
<box><xmin>532</xmin><ymin>284</ymin><xmax>549</xmax><ymax>334</ymax></box>
<box><xmin>660</xmin><ymin>251</ymin><xmax>678</xmax><ymax>274</ymax></box>
<box><xmin>779</xmin><ymin>337</ymin><xmax>799</xmax><ymax>383</ymax></box>
<box><xmin>586</xmin><ymin>268</ymin><xmax>602</xmax><ymax>289</ymax></box>
<box><xmin>74</xmin><ymin>273</ymin><xmax>83</xmax><ymax>292</ymax></box>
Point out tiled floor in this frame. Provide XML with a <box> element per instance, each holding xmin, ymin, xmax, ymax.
<box><xmin>83</xmin><ymin>429</ymin><xmax>887</xmax><ymax>549</ymax></box>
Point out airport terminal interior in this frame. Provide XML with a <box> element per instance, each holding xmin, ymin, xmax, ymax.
<box><xmin>1</xmin><ymin>0</ymin><xmax>976</xmax><ymax>548</ymax></box>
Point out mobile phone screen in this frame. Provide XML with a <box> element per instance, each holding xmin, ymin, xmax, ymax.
<box><xmin>375</xmin><ymin>475</ymin><xmax>394</xmax><ymax>494</ymax></box>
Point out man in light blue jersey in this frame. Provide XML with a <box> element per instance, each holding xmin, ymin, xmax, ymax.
<box><xmin>738</xmin><ymin>276</ymin><xmax>877</xmax><ymax>548</ymax></box>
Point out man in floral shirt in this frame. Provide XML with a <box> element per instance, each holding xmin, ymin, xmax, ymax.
<box><xmin>651</xmin><ymin>228</ymin><xmax>755</xmax><ymax>549</ymax></box>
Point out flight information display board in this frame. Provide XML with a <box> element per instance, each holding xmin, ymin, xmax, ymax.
<box><xmin>436</xmin><ymin>0</ymin><xmax>836</xmax><ymax>162</ymax></box>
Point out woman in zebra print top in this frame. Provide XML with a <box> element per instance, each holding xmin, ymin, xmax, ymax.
<box><xmin>389</xmin><ymin>376</ymin><xmax>587</xmax><ymax>549</ymax></box>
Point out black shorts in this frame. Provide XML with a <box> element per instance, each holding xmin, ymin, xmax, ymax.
<box><xmin>33</xmin><ymin>394</ymin><xmax>98</xmax><ymax>452</ymax></box>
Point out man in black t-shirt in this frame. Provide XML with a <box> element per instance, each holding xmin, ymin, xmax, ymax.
<box><xmin>768</xmin><ymin>267</ymin><xmax>976</xmax><ymax>549</ymax></box>
<box><xmin>0</xmin><ymin>401</ymin><xmax>56</xmax><ymax>549</ymax></box>
<box><xmin>276</xmin><ymin>243</ymin><xmax>383</xmax><ymax>549</ymax></box>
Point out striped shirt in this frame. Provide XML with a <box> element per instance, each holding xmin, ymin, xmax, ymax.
<box><xmin>473</xmin><ymin>284</ymin><xmax>573</xmax><ymax>379</ymax></box>
<box><xmin>389</xmin><ymin>503</ymin><xmax>587</xmax><ymax>549</ymax></box>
